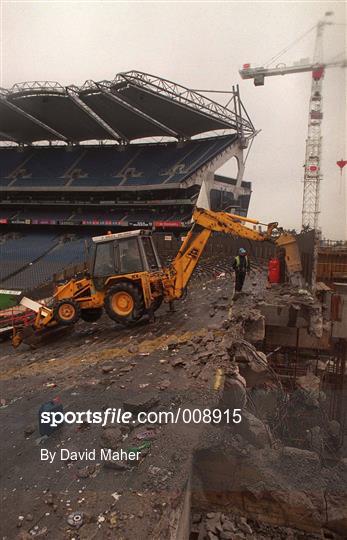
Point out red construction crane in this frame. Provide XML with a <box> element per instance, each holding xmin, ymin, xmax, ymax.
<box><xmin>240</xmin><ymin>12</ymin><xmax>346</xmax><ymax>231</ymax></box>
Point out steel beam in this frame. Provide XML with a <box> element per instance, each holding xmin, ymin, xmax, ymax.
<box><xmin>118</xmin><ymin>71</ymin><xmax>254</xmax><ymax>134</ymax></box>
<box><xmin>67</xmin><ymin>86</ymin><xmax>127</xmax><ymax>142</ymax></box>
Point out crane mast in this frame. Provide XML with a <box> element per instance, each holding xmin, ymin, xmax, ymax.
<box><xmin>302</xmin><ymin>19</ymin><xmax>327</xmax><ymax>230</ymax></box>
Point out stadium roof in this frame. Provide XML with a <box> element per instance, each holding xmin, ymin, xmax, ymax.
<box><xmin>0</xmin><ymin>71</ymin><xmax>255</xmax><ymax>144</ymax></box>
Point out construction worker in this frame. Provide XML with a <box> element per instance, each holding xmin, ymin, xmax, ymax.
<box><xmin>232</xmin><ymin>247</ymin><xmax>250</xmax><ymax>292</ymax></box>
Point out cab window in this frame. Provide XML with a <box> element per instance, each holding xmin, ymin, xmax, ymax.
<box><xmin>141</xmin><ymin>236</ymin><xmax>159</xmax><ymax>270</ymax></box>
<box><xmin>94</xmin><ymin>242</ymin><xmax>115</xmax><ymax>276</ymax></box>
<box><xmin>119</xmin><ymin>238</ymin><xmax>143</xmax><ymax>274</ymax></box>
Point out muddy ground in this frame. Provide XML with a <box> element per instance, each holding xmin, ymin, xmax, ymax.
<box><xmin>0</xmin><ymin>270</ymin><xmax>235</xmax><ymax>540</ymax></box>
<box><xmin>0</xmin><ymin>270</ymin><xmax>346</xmax><ymax>540</ymax></box>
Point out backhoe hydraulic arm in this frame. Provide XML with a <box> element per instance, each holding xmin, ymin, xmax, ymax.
<box><xmin>11</xmin><ymin>207</ymin><xmax>302</xmax><ymax>347</ymax></box>
<box><xmin>162</xmin><ymin>207</ymin><xmax>283</xmax><ymax>300</ymax></box>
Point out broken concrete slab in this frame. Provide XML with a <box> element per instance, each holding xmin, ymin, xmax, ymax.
<box><xmin>123</xmin><ymin>393</ymin><xmax>159</xmax><ymax>414</ymax></box>
<box><xmin>219</xmin><ymin>372</ymin><xmax>247</xmax><ymax>411</ymax></box>
<box><xmin>265</xmin><ymin>325</ymin><xmax>331</xmax><ymax>350</ymax></box>
<box><xmin>235</xmin><ymin>411</ymin><xmax>272</xmax><ymax>448</ymax></box>
<box><xmin>192</xmin><ymin>445</ymin><xmax>327</xmax><ymax>534</ymax></box>
<box><xmin>100</xmin><ymin>427</ymin><xmax>122</xmax><ymax>450</ymax></box>
<box><xmin>103</xmin><ymin>459</ymin><xmax>130</xmax><ymax>471</ymax></box>
<box><xmin>325</xmin><ymin>492</ymin><xmax>347</xmax><ymax>535</ymax></box>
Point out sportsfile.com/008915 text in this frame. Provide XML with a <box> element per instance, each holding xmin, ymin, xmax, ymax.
<box><xmin>40</xmin><ymin>408</ymin><xmax>243</xmax><ymax>427</ymax></box>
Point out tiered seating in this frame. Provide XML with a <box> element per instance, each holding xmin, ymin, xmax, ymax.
<box><xmin>0</xmin><ymin>135</ymin><xmax>236</xmax><ymax>188</ymax></box>
<box><xmin>24</xmin><ymin>147</ymin><xmax>82</xmax><ymax>178</ymax></box>
<box><xmin>12</xmin><ymin>178</ymin><xmax>67</xmax><ymax>187</ymax></box>
<box><xmin>0</xmin><ymin>178</ymin><xmax>14</xmax><ymax>187</ymax></box>
<box><xmin>165</xmin><ymin>138</ymin><xmax>233</xmax><ymax>184</ymax></box>
<box><xmin>2</xmin><ymin>206</ymin><xmax>194</xmax><ymax>226</ymax></box>
<box><xmin>0</xmin><ymin>234</ymin><xmax>58</xmax><ymax>282</ymax></box>
<box><xmin>79</xmin><ymin>209</ymin><xmax>127</xmax><ymax>224</ymax></box>
<box><xmin>0</xmin><ymin>208</ymin><xmax>17</xmax><ymax>220</ymax></box>
<box><xmin>0</xmin><ymin>149</ymin><xmax>31</xmax><ymax>177</ymax></box>
<box><xmin>76</xmin><ymin>147</ymin><xmax>135</xmax><ymax>177</ymax></box>
<box><xmin>1</xmin><ymin>238</ymin><xmax>88</xmax><ymax>290</ymax></box>
<box><xmin>70</xmin><ymin>177</ymin><xmax>122</xmax><ymax>187</ymax></box>
<box><xmin>15</xmin><ymin>209</ymin><xmax>74</xmax><ymax>222</ymax></box>
<box><xmin>125</xmin><ymin>209</ymin><xmax>158</xmax><ymax>222</ymax></box>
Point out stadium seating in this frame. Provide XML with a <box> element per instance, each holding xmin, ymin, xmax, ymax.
<box><xmin>12</xmin><ymin>178</ymin><xmax>67</xmax><ymax>187</ymax></box>
<box><xmin>75</xmin><ymin>147</ymin><xmax>134</xmax><ymax>177</ymax></box>
<box><xmin>14</xmin><ymin>209</ymin><xmax>74</xmax><ymax>222</ymax></box>
<box><xmin>0</xmin><ymin>208</ymin><xmax>17</xmax><ymax>219</ymax></box>
<box><xmin>24</xmin><ymin>147</ymin><xmax>82</xmax><ymax>178</ymax></box>
<box><xmin>0</xmin><ymin>233</ymin><xmax>58</xmax><ymax>283</ymax></box>
<box><xmin>0</xmin><ymin>149</ymin><xmax>31</xmax><ymax>177</ymax></box>
<box><xmin>1</xmin><ymin>206</ymin><xmax>196</xmax><ymax>228</ymax></box>
<box><xmin>0</xmin><ymin>132</ymin><xmax>252</xmax><ymax>294</ymax></box>
<box><xmin>1</xmin><ymin>238</ymin><xmax>88</xmax><ymax>291</ymax></box>
<box><xmin>0</xmin><ymin>178</ymin><xmax>14</xmax><ymax>187</ymax></box>
<box><xmin>70</xmin><ymin>178</ymin><xmax>122</xmax><ymax>187</ymax></box>
<box><xmin>0</xmin><ymin>135</ymin><xmax>236</xmax><ymax>188</ymax></box>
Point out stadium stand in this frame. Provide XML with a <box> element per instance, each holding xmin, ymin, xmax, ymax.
<box><xmin>0</xmin><ymin>208</ymin><xmax>18</xmax><ymax>220</ymax></box>
<box><xmin>75</xmin><ymin>147</ymin><xmax>136</xmax><ymax>178</ymax></box>
<box><xmin>70</xmin><ymin>177</ymin><xmax>122</xmax><ymax>187</ymax></box>
<box><xmin>14</xmin><ymin>209</ymin><xmax>74</xmax><ymax>222</ymax></box>
<box><xmin>0</xmin><ymin>233</ymin><xmax>59</xmax><ymax>282</ymax></box>
<box><xmin>1</xmin><ymin>237</ymin><xmax>88</xmax><ymax>290</ymax></box>
<box><xmin>0</xmin><ymin>178</ymin><xmax>15</xmax><ymax>187</ymax></box>
<box><xmin>12</xmin><ymin>178</ymin><xmax>68</xmax><ymax>187</ymax></box>
<box><xmin>0</xmin><ymin>71</ymin><xmax>255</xmax><ymax>293</ymax></box>
<box><xmin>25</xmin><ymin>147</ymin><xmax>82</xmax><ymax>177</ymax></box>
<box><xmin>0</xmin><ymin>135</ymin><xmax>237</xmax><ymax>188</ymax></box>
<box><xmin>0</xmin><ymin>148</ymin><xmax>31</xmax><ymax>176</ymax></box>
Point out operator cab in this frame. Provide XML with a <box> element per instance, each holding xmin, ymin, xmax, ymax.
<box><xmin>91</xmin><ymin>230</ymin><xmax>161</xmax><ymax>286</ymax></box>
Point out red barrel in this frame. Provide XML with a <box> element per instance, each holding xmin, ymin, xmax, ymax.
<box><xmin>268</xmin><ymin>258</ymin><xmax>280</xmax><ymax>284</ymax></box>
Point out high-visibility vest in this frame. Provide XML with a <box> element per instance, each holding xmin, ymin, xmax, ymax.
<box><xmin>235</xmin><ymin>255</ymin><xmax>248</xmax><ymax>268</ymax></box>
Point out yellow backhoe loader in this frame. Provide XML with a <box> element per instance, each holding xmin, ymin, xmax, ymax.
<box><xmin>12</xmin><ymin>207</ymin><xmax>302</xmax><ymax>347</ymax></box>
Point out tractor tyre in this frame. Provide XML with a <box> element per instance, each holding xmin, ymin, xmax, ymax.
<box><xmin>104</xmin><ymin>282</ymin><xmax>144</xmax><ymax>325</ymax></box>
<box><xmin>80</xmin><ymin>308</ymin><xmax>103</xmax><ymax>323</ymax></box>
<box><xmin>53</xmin><ymin>299</ymin><xmax>80</xmax><ymax>326</ymax></box>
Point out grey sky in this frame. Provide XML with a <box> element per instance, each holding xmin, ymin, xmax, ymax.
<box><xmin>1</xmin><ymin>0</ymin><xmax>346</xmax><ymax>239</ymax></box>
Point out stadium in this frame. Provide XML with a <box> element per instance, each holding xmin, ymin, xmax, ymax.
<box><xmin>0</xmin><ymin>70</ymin><xmax>255</xmax><ymax>294</ymax></box>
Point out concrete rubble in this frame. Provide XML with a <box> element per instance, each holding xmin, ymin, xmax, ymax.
<box><xmin>0</xmin><ymin>269</ymin><xmax>346</xmax><ymax>539</ymax></box>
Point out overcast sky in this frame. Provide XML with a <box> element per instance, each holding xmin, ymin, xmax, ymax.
<box><xmin>1</xmin><ymin>0</ymin><xmax>346</xmax><ymax>239</ymax></box>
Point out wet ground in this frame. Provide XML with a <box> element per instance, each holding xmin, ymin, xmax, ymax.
<box><xmin>1</xmin><ymin>268</ymin><xmax>346</xmax><ymax>540</ymax></box>
<box><xmin>0</xmin><ymin>272</ymin><xmax>237</xmax><ymax>540</ymax></box>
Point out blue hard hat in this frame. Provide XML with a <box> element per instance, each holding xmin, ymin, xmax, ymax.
<box><xmin>239</xmin><ymin>248</ymin><xmax>246</xmax><ymax>255</ymax></box>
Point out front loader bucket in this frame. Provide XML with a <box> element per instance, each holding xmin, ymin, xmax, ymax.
<box><xmin>13</xmin><ymin>324</ymin><xmax>73</xmax><ymax>348</ymax></box>
<box><xmin>276</xmin><ymin>234</ymin><xmax>303</xmax><ymax>287</ymax></box>
<box><xmin>276</xmin><ymin>234</ymin><xmax>302</xmax><ymax>273</ymax></box>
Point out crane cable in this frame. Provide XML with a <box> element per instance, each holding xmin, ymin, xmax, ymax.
<box><xmin>326</xmin><ymin>50</ymin><xmax>346</xmax><ymax>62</ymax></box>
<box><xmin>264</xmin><ymin>23</ymin><xmax>317</xmax><ymax>67</ymax></box>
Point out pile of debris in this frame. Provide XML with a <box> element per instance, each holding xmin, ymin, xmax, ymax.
<box><xmin>191</xmin><ymin>510</ymin><xmax>327</xmax><ymax>540</ymax></box>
